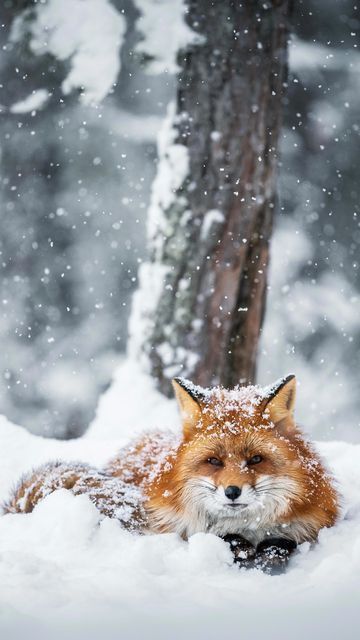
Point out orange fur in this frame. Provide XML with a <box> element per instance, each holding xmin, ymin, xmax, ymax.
<box><xmin>108</xmin><ymin>376</ymin><xmax>340</xmax><ymax>543</ymax></box>
<box><xmin>3</xmin><ymin>461</ymin><xmax>146</xmax><ymax>531</ymax></box>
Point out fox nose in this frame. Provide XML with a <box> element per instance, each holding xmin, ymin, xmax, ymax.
<box><xmin>224</xmin><ymin>485</ymin><xmax>241</xmax><ymax>501</ymax></box>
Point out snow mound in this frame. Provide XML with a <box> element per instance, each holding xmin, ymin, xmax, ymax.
<box><xmin>87</xmin><ymin>359</ymin><xmax>179</xmax><ymax>440</ymax></box>
<box><xmin>0</xmin><ymin>367</ymin><xmax>360</xmax><ymax>639</ymax></box>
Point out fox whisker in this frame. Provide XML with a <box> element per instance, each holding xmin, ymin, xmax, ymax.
<box><xmin>195</xmin><ymin>480</ymin><xmax>216</xmax><ymax>492</ymax></box>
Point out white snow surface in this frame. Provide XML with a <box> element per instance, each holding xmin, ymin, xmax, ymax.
<box><xmin>128</xmin><ymin>104</ymin><xmax>191</xmax><ymax>372</ymax></box>
<box><xmin>145</xmin><ymin>102</ymin><xmax>190</xmax><ymax>248</ymax></box>
<box><xmin>0</xmin><ymin>358</ymin><xmax>360</xmax><ymax>639</ymax></box>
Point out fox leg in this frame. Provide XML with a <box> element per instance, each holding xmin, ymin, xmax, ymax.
<box><xmin>3</xmin><ymin>461</ymin><xmax>147</xmax><ymax>532</ymax></box>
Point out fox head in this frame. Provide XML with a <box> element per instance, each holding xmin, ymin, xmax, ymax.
<box><xmin>159</xmin><ymin>374</ymin><xmax>332</xmax><ymax>539</ymax></box>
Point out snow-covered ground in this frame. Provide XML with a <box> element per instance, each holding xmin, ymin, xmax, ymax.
<box><xmin>0</xmin><ymin>359</ymin><xmax>359</xmax><ymax>640</ymax></box>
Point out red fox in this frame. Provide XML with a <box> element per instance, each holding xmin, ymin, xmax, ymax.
<box><xmin>4</xmin><ymin>375</ymin><xmax>339</xmax><ymax>564</ymax></box>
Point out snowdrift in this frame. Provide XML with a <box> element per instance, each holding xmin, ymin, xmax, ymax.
<box><xmin>0</xmin><ymin>361</ymin><xmax>359</xmax><ymax>640</ymax></box>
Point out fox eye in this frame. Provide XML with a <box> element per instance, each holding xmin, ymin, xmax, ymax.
<box><xmin>247</xmin><ymin>455</ymin><xmax>263</xmax><ymax>465</ymax></box>
<box><xmin>207</xmin><ymin>457</ymin><xmax>223</xmax><ymax>467</ymax></box>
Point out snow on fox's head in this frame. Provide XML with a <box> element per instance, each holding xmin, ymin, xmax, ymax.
<box><xmin>170</xmin><ymin>375</ymin><xmax>309</xmax><ymax>533</ymax></box>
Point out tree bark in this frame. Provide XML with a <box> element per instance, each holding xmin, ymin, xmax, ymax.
<box><xmin>132</xmin><ymin>0</ymin><xmax>292</xmax><ymax>395</ymax></box>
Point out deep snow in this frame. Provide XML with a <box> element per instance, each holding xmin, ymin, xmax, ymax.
<box><xmin>0</xmin><ymin>359</ymin><xmax>359</xmax><ymax>640</ymax></box>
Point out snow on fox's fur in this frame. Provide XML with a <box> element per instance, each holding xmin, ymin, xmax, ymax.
<box><xmin>4</xmin><ymin>375</ymin><xmax>339</xmax><ymax>545</ymax></box>
<box><xmin>107</xmin><ymin>375</ymin><xmax>339</xmax><ymax>543</ymax></box>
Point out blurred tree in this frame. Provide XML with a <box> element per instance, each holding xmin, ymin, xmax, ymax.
<box><xmin>134</xmin><ymin>0</ymin><xmax>292</xmax><ymax>394</ymax></box>
<box><xmin>1</xmin><ymin>0</ymin><xmax>358</xmax><ymax>442</ymax></box>
<box><xmin>0</xmin><ymin>0</ymin><xmax>170</xmax><ymax>437</ymax></box>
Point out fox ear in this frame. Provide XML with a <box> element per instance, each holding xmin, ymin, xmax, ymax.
<box><xmin>262</xmin><ymin>375</ymin><xmax>296</xmax><ymax>433</ymax></box>
<box><xmin>172</xmin><ymin>377</ymin><xmax>206</xmax><ymax>439</ymax></box>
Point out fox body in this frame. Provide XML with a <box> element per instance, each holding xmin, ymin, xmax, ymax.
<box><xmin>4</xmin><ymin>376</ymin><xmax>339</xmax><ymax>548</ymax></box>
<box><xmin>107</xmin><ymin>375</ymin><xmax>339</xmax><ymax>544</ymax></box>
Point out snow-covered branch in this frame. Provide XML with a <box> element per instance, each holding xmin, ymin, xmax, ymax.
<box><xmin>290</xmin><ymin>36</ymin><xmax>360</xmax><ymax>75</ymax></box>
<box><xmin>10</xmin><ymin>0</ymin><xmax>126</xmax><ymax>105</ymax></box>
<box><xmin>134</xmin><ymin>0</ymin><xmax>202</xmax><ymax>74</ymax></box>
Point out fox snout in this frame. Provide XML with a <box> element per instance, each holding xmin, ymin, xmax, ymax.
<box><xmin>224</xmin><ymin>485</ymin><xmax>241</xmax><ymax>501</ymax></box>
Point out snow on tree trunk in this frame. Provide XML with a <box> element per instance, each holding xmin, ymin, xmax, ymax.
<box><xmin>130</xmin><ymin>0</ymin><xmax>292</xmax><ymax>395</ymax></box>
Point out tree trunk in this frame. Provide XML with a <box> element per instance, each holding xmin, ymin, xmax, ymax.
<box><xmin>131</xmin><ymin>0</ymin><xmax>292</xmax><ymax>395</ymax></box>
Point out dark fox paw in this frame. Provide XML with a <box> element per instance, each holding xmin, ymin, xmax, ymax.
<box><xmin>223</xmin><ymin>534</ymin><xmax>256</xmax><ymax>568</ymax></box>
<box><xmin>224</xmin><ymin>535</ymin><xmax>297</xmax><ymax>574</ymax></box>
<box><xmin>254</xmin><ymin>538</ymin><xmax>297</xmax><ymax>575</ymax></box>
